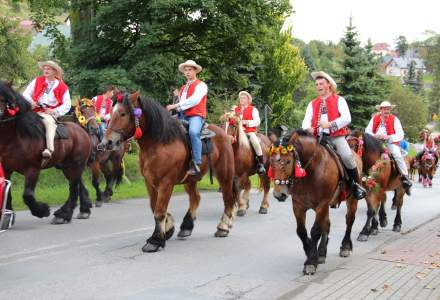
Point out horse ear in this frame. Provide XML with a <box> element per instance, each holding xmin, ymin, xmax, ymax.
<box><xmin>130</xmin><ymin>91</ymin><xmax>140</xmax><ymax>106</ymax></box>
<box><xmin>288</xmin><ymin>132</ymin><xmax>299</xmax><ymax>144</ymax></box>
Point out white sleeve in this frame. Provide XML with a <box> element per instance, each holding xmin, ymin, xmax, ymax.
<box><xmin>22</xmin><ymin>79</ymin><xmax>36</xmax><ymax>104</ymax></box>
<box><xmin>55</xmin><ymin>89</ymin><xmax>72</xmax><ymax>117</ymax></box>
<box><xmin>177</xmin><ymin>82</ymin><xmax>208</xmax><ymax>111</ymax></box>
<box><xmin>389</xmin><ymin>117</ymin><xmax>404</xmax><ymax>142</ymax></box>
<box><xmin>301</xmin><ymin>102</ymin><xmax>313</xmax><ymax>130</ymax></box>
<box><xmin>365</xmin><ymin>117</ymin><xmax>374</xmax><ymax>135</ymax></box>
<box><xmin>331</xmin><ymin>96</ymin><xmax>351</xmax><ymax>131</ymax></box>
<box><xmin>92</xmin><ymin>96</ymin><xmax>97</xmax><ymax>102</ymax></box>
<box><xmin>246</xmin><ymin>107</ymin><xmax>261</xmax><ymax>127</ymax></box>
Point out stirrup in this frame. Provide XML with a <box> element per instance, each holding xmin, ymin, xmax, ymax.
<box><xmin>352</xmin><ymin>183</ymin><xmax>366</xmax><ymax>200</ymax></box>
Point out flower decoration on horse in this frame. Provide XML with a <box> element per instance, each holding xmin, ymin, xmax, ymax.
<box><xmin>362</xmin><ymin>144</ymin><xmax>390</xmax><ymax>192</ymax></box>
<box><xmin>75</xmin><ymin>98</ymin><xmax>101</xmax><ymax>127</ymax></box>
<box><xmin>268</xmin><ymin>140</ymin><xmax>306</xmax><ymax>183</ymax></box>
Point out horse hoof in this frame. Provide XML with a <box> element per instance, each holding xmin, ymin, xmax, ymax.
<box><xmin>391</xmin><ymin>204</ymin><xmax>396</xmax><ymax>210</ymax></box>
<box><xmin>102</xmin><ymin>194</ymin><xmax>111</xmax><ymax>203</ymax></box>
<box><xmin>258</xmin><ymin>207</ymin><xmax>268</xmax><ymax>214</ymax></box>
<box><xmin>95</xmin><ymin>200</ymin><xmax>103</xmax><ymax>208</ymax></box>
<box><xmin>380</xmin><ymin>219</ymin><xmax>388</xmax><ymax>228</ymax></box>
<box><xmin>214</xmin><ymin>229</ymin><xmax>229</xmax><ymax>238</ymax></box>
<box><xmin>50</xmin><ymin>216</ymin><xmax>69</xmax><ymax>225</ymax></box>
<box><xmin>318</xmin><ymin>256</ymin><xmax>326</xmax><ymax>264</ymax></box>
<box><xmin>177</xmin><ymin>229</ymin><xmax>192</xmax><ymax>238</ymax></box>
<box><xmin>393</xmin><ymin>225</ymin><xmax>401</xmax><ymax>232</ymax></box>
<box><xmin>370</xmin><ymin>229</ymin><xmax>379</xmax><ymax>236</ymax></box>
<box><xmin>340</xmin><ymin>248</ymin><xmax>351</xmax><ymax>257</ymax></box>
<box><xmin>142</xmin><ymin>242</ymin><xmax>162</xmax><ymax>253</ymax></box>
<box><xmin>32</xmin><ymin>204</ymin><xmax>51</xmax><ymax>218</ymax></box>
<box><xmin>165</xmin><ymin>226</ymin><xmax>175</xmax><ymax>240</ymax></box>
<box><xmin>236</xmin><ymin>209</ymin><xmax>247</xmax><ymax>217</ymax></box>
<box><xmin>303</xmin><ymin>265</ymin><xmax>317</xmax><ymax>275</ymax></box>
<box><xmin>76</xmin><ymin>212</ymin><xmax>91</xmax><ymax>219</ymax></box>
<box><xmin>357</xmin><ymin>234</ymin><xmax>369</xmax><ymax>242</ymax></box>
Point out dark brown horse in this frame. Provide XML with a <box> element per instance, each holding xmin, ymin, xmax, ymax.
<box><xmin>0</xmin><ymin>82</ymin><xmax>93</xmax><ymax>224</ymax></box>
<box><xmin>348</xmin><ymin>132</ymin><xmax>406</xmax><ymax>241</ymax></box>
<box><xmin>75</xmin><ymin>98</ymin><xmax>126</xmax><ymax>206</ymax></box>
<box><xmin>419</xmin><ymin>151</ymin><xmax>436</xmax><ymax>187</ymax></box>
<box><xmin>220</xmin><ymin>111</ymin><xmax>271</xmax><ymax>215</ymax></box>
<box><xmin>269</xmin><ymin>130</ymin><xmax>361</xmax><ymax>275</ymax></box>
<box><xmin>99</xmin><ymin>92</ymin><xmax>238</xmax><ymax>252</ymax></box>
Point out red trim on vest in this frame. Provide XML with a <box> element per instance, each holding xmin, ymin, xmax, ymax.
<box><xmin>0</xmin><ymin>163</ymin><xmax>5</xmax><ymax>210</ymax></box>
<box><xmin>32</xmin><ymin>76</ymin><xmax>68</xmax><ymax>112</ymax></box>
<box><xmin>234</xmin><ymin>105</ymin><xmax>257</xmax><ymax>133</ymax></box>
<box><xmin>94</xmin><ymin>95</ymin><xmax>112</xmax><ymax>116</ymax></box>
<box><xmin>179</xmin><ymin>79</ymin><xmax>207</xmax><ymax>118</ymax></box>
<box><xmin>310</xmin><ymin>94</ymin><xmax>348</xmax><ymax>137</ymax></box>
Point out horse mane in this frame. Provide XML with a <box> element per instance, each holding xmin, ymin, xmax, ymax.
<box><xmin>362</xmin><ymin>132</ymin><xmax>384</xmax><ymax>154</ymax></box>
<box><xmin>124</xmin><ymin>95</ymin><xmax>185</xmax><ymax>144</ymax></box>
<box><xmin>0</xmin><ymin>82</ymin><xmax>43</xmax><ymax>139</ymax></box>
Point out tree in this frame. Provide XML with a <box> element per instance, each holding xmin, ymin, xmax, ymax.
<box><xmin>425</xmin><ymin>33</ymin><xmax>440</xmax><ymax>116</ymax></box>
<box><xmin>396</xmin><ymin>35</ymin><xmax>408</xmax><ymax>57</ymax></box>
<box><xmin>404</xmin><ymin>60</ymin><xmax>422</xmax><ymax>93</ymax></box>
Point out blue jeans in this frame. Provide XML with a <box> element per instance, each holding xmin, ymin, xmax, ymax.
<box><xmin>98</xmin><ymin>122</ymin><xmax>107</xmax><ymax>140</ymax></box>
<box><xmin>180</xmin><ymin>115</ymin><xmax>204</xmax><ymax>165</ymax></box>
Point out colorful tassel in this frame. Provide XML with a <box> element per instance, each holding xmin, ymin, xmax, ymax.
<box><xmin>294</xmin><ymin>163</ymin><xmax>306</xmax><ymax>178</ymax></box>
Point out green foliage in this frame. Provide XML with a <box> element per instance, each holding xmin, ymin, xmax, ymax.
<box><xmin>425</xmin><ymin>33</ymin><xmax>440</xmax><ymax>116</ymax></box>
<box><xmin>404</xmin><ymin>60</ymin><xmax>423</xmax><ymax>93</ymax></box>
<box><xmin>395</xmin><ymin>35</ymin><xmax>408</xmax><ymax>57</ymax></box>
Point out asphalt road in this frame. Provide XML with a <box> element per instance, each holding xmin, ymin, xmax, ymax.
<box><xmin>0</xmin><ymin>173</ymin><xmax>439</xmax><ymax>300</ymax></box>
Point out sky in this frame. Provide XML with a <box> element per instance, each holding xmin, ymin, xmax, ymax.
<box><xmin>288</xmin><ymin>0</ymin><xmax>440</xmax><ymax>46</ymax></box>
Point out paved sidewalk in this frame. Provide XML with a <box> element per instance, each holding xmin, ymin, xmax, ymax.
<box><xmin>277</xmin><ymin>215</ymin><xmax>440</xmax><ymax>300</ymax></box>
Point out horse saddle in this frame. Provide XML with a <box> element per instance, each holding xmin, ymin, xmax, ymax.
<box><xmin>318</xmin><ymin>133</ymin><xmax>349</xmax><ymax>181</ymax></box>
<box><xmin>179</xmin><ymin>120</ymin><xmax>215</xmax><ymax>155</ymax></box>
<box><xmin>55</xmin><ymin>123</ymin><xmax>69</xmax><ymax>139</ymax></box>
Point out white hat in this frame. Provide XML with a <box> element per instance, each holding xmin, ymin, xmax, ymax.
<box><xmin>311</xmin><ymin>71</ymin><xmax>337</xmax><ymax>90</ymax></box>
<box><xmin>238</xmin><ymin>91</ymin><xmax>252</xmax><ymax>103</ymax></box>
<box><xmin>38</xmin><ymin>60</ymin><xmax>63</xmax><ymax>79</ymax></box>
<box><xmin>178</xmin><ymin>60</ymin><xmax>202</xmax><ymax>74</ymax></box>
<box><xmin>375</xmin><ymin>101</ymin><xmax>396</xmax><ymax>110</ymax></box>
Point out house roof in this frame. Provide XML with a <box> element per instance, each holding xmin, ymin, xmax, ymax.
<box><xmin>373</xmin><ymin>43</ymin><xmax>391</xmax><ymax>51</ymax></box>
<box><xmin>386</xmin><ymin>57</ymin><xmax>425</xmax><ymax>69</ymax></box>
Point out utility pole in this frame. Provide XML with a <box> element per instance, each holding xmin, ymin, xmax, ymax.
<box><xmin>264</xmin><ymin>104</ymin><xmax>272</xmax><ymax>136</ymax></box>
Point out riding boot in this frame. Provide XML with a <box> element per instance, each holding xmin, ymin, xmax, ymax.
<box><xmin>346</xmin><ymin>168</ymin><xmax>367</xmax><ymax>200</ymax></box>
<box><xmin>187</xmin><ymin>160</ymin><xmax>201</xmax><ymax>177</ymax></box>
<box><xmin>401</xmin><ymin>175</ymin><xmax>412</xmax><ymax>196</ymax></box>
<box><xmin>256</xmin><ymin>155</ymin><xmax>266</xmax><ymax>175</ymax></box>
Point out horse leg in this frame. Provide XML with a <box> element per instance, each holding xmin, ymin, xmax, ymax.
<box><xmin>90</xmin><ymin>161</ymin><xmax>104</xmax><ymax>207</ymax></box>
<box><xmin>258</xmin><ymin>175</ymin><xmax>271</xmax><ymax>214</ymax></box>
<box><xmin>142</xmin><ymin>184</ymin><xmax>174</xmax><ymax>252</ymax></box>
<box><xmin>100</xmin><ymin>162</ymin><xmax>114</xmax><ymax>202</ymax></box>
<box><xmin>292</xmin><ymin>202</ymin><xmax>314</xmax><ymax>275</ymax></box>
<box><xmin>177</xmin><ymin>182</ymin><xmax>200</xmax><ymax>238</ymax></box>
<box><xmin>77</xmin><ymin>179</ymin><xmax>92</xmax><ymax>219</ymax></box>
<box><xmin>22</xmin><ymin>169</ymin><xmax>50</xmax><ymax>218</ymax></box>
<box><xmin>391</xmin><ymin>190</ymin><xmax>397</xmax><ymax>210</ymax></box>
<box><xmin>51</xmin><ymin>179</ymin><xmax>79</xmax><ymax>224</ymax></box>
<box><xmin>379</xmin><ymin>199</ymin><xmax>388</xmax><ymax>227</ymax></box>
<box><xmin>393</xmin><ymin>188</ymin><xmax>405</xmax><ymax>232</ymax></box>
<box><xmin>214</xmin><ymin>172</ymin><xmax>237</xmax><ymax>238</ymax></box>
<box><xmin>340</xmin><ymin>197</ymin><xmax>358</xmax><ymax>257</ymax></box>
<box><xmin>358</xmin><ymin>192</ymin><xmax>381</xmax><ymax>241</ymax></box>
<box><xmin>316</xmin><ymin>205</ymin><xmax>330</xmax><ymax>265</ymax></box>
<box><xmin>237</xmin><ymin>176</ymin><xmax>250</xmax><ymax>217</ymax></box>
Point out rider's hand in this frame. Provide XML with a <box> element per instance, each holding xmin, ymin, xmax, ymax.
<box><xmin>166</xmin><ymin>104</ymin><xmax>176</xmax><ymax>111</ymax></box>
<box><xmin>376</xmin><ymin>134</ymin><xmax>388</xmax><ymax>140</ymax></box>
<box><xmin>319</xmin><ymin>121</ymin><xmax>331</xmax><ymax>129</ymax></box>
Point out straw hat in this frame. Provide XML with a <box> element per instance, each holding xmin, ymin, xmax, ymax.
<box><xmin>375</xmin><ymin>101</ymin><xmax>396</xmax><ymax>110</ymax></box>
<box><xmin>178</xmin><ymin>60</ymin><xmax>202</xmax><ymax>73</ymax></box>
<box><xmin>38</xmin><ymin>60</ymin><xmax>63</xmax><ymax>79</ymax></box>
<box><xmin>311</xmin><ymin>71</ymin><xmax>337</xmax><ymax>90</ymax></box>
<box><xmin>238</xmin><ymin>91</ymin><xmax>252</xmax><ymax>103</ymax></box>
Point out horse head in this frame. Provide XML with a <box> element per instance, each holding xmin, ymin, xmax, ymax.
<box><xmin>220</xmin><ymin>110</ymin><xmax>250</xmax><ymax>149</ymax></box>
<box><xmin>75</xmin><ymin>98</ymin><xmax>100</xmax><ymax>137</ymax></box>
<box><xmin>99</xmin><ymin>91</ymin><xmax>140</xmax><ymax>151</ymax></box>
<box><xmin>422</xmin><ymin>152</ymin><xmax>435</xmax><ymax>169</ymax></box>
<box><xmin>0</xmin><ymin>81</ymin><xmax>21</xmax><ymax>120</ymax></box>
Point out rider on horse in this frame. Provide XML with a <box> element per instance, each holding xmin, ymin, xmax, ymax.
<box><xmin>365</xmin><ymin>101</ymin><xmax>412</xmax><ymax>194</ymax></box>
<box><xmin>92</xmin><ymin>85</ymin><xmax>114</xmax><ymax>140</ymax></box>
<box><xmin>166</xmin><ymin>60</ymin><xmax>207</xmax><ymax>176</ymax></box>
<box><xmin>22</xmin><ymin>61</ymin><xmax>71</xmax><ymax>163</ymax></box>
<box><xmin>232</xmin><ymin>91</ymin><xmax>266</xmax><ymax>174</ymax></box>
<box><xmin>416</xmin><ymin>129</ymin><xmax>439</xmax><ymax>166</ymax></box>
<box><xmin>302</xmin><ymin>71</ymin><xmax>366</xmax><ymax>200</ymax></box>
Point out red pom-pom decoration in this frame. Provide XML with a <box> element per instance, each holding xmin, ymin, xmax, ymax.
<box><xmin>116</xmin><ymin>94</ymin><xmax>124</xmax><ymax>102</ymax></box>
<box><xmin>134</xmin><ymin>126</ymin><xmax>143</xmax><ymax>140</ymax></box>
<box><xmin>6</xmin><ymin>107</ymin><xmax>19</xmax><ymax>116</ymax></box>
<box><xmin>294</xmin><ymin>163</ymin><xmax>306</xmax><ymax>178</ymax></box>
<box><xmin>267</xmin><ymin>166</ymin><xmax>273</xmax><ymax>179</ymax></box>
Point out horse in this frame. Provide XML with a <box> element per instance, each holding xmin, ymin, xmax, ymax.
<box><xmin>406</xmin><ymin>156</ymin><xmax>417</xmax><ymax>181</ymax></box>
<box><xmin>0</xmin><ymin>81</ymin><xmax>93</xmax><ymax>224</ymax></box>
<box><xmin>419</xmin><ymin>151</ymin><xmax>436</xmax><ymax>187</ymax></box>
<box><xmin>74</xmin><ymin>98</ymin><xmax>126</xmax><ymax>206</ymax></box>
<box><xmin>220</xmin><ymin>111</ymin><xmax>271</xmax><ymax>216</ymax></box>
<box><xmin>348</xmin><ymin>132</ymin><xmax>406</xmax><ymax>241</ymax></box>
<box><xmin>269</xmin><ymin>130</ymin><xmax>361</xmax><ymax>275</ymax></box>
<box><xmin>99</xmin><ymin>92</ymin><xmax>238</xmax><ymax>252</ymax></box>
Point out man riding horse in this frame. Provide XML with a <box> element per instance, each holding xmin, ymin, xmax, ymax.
<box><xmin>231</xmin><ymin>91</ymin><xmax>266</xmax><ymax>174</ymax></box>
<box><xmin>302</xmin><ymin>71</ymin><xmax>366</xmax><ymax>200</ymax></box>
<box><xmin>365</xmin><ymin>101</ymin><xmax>412</xmax><ymax>194</ymax></box>
<box><xmin>22</xmin><ymin>61</ymin><xmax>71</xmax><ymax>164</ymax></box>
<box><xmin>166</xmin><ymin>60</ymin><xmax>207</xmax><ymax>177</ymax></box>
<box><xmin>92</xmin><ymin>85</ymin><xmax>115</xmax><ymax>141</ymax></box>
<box><xmin>416</xmin><ymin>128</ymin><xmax>439</xmax><ymax>167</ymax></box>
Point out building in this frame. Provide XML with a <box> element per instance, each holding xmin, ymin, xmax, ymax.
<box><xmin>383</xmin><ymin>57</ymin><xmax>426</xmax><ymax>78</ymax></box>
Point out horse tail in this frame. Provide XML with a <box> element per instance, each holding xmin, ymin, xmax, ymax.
<box><xmin>114</xmin><ymin>159</ymin><xmax>125</xmax><ymax>187</ymax></box>
<box><xmin>232</xmin><ymin>176</ymin><xmax>240</xmax><ymax>206</ymax></box>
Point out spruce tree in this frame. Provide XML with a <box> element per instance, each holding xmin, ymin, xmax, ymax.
<box><xmin>404</xmin><ymin>60</ymin><xmax>422</xmax><ymax>93</ymax></box>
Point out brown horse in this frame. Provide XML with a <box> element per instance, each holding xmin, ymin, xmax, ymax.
<box><xmin>348</xmin><ymin>132</ymin><xmax>406</xmax><ymax>241</ymax></box>
<box><xmin>99</xmin><ymin>92</ymin><xmax>238</xmax><ymax>252</ymax></box>
<box><xmin>220</xmin><ymin>112</ymin><xmax>271</xmax><ymax>215</ymax></box>
<box><xmin>0</xmin><ymin>82</ymin><xmax>93</xmax><ymax>224</ymax></box>
<box><xmin>75</xmin><ymin>98</ymin><xmax>126</xmax><ymax>206</ymax></box>
<box><xmin>419</xmin><ymin>151</ymin><xmax>436</xmax><ymax>187</ymax></box>
<box><xmin>269</xmin><ymin>130</ymin><xmax>360</xmax><ymax>275</ymax></box>
<box><xmin>406</xmin><ymin>156</ymin><xmax>417</xmax><ymax>181</ymax></box>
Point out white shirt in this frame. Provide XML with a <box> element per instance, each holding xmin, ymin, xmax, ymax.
<box><xmin>176</xmin><ymin>80</ymin><xmax>208</xmax><ymax>112</ymax></box>
<box><xmin>23</xmin><ymin>78</ymin><xmax>71</xmax><ymax>117</ymax></box>
<box><xmin>365</xmin><ymin>115</ymin><xmax>404</xmax><ymax>143</ymax></box>
<box><xmin>302</xmin><ymin>95</ymin><xmax>351</xmax><ymax>134</ymax></box>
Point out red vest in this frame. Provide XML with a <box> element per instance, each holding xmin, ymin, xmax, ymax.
<box><xmin>179</xmin><ymin>80</ymin><xmax>207</xmax><ymax>118</ymax></box>
<box><xmin>234</xmin><ymin>105</ymin><xmax>257</xmax><ymax>133</ymax></box>
<box><xmin>32</xmin><ymin>76</ymin><xmax>68</xmax><ymax>112</ymax></box>
<box><xmin>94</xmin><ymin>95</ymin><xmax>112</xmax><ymax>116</ymax></box>
<box><xmin>311</xmin><ymin>94</ymin><xmax>348</xmax><ymax>137</ymax></box>
<box><xmin>372</xmin><ymin>114</ymin><xmax>396</xmax><ymax>136</ymax></box>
